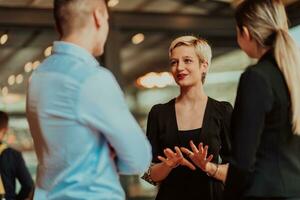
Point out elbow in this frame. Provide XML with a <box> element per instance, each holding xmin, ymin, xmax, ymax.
<box><xmin>134</xmin><ymin>151</ymin><xmax>152</xmax><ymax>174</ymax></box>
<box><xmin>129</xmin><ymin>145</ymin><xmax>152</xmax><ymax>174</ymax></box>
<box><xmin>23</xmin><ymin>183</ymin><xmax>34</xmax><ymax>194</ymax></box>
<box><xmin>127</xmin><ymin>160</ymin><xmax>151</xmax><ymax>174</ymax></box>
<box><xmin>119</xmin><ymin>143</ymin><xmax>152</xmax><ymax>174</ymax></box>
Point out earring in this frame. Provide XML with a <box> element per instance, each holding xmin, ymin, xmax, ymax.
<box><xmin>201</xmin><ymin>72</ymin><xmax>206</xmax><ymax>84</ymax></box>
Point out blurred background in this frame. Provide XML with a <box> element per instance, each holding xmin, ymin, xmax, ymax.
<box><xmin>0</xmin><ymin>0</ymin><xmax>299</xmax><ymax>199</ymax></box>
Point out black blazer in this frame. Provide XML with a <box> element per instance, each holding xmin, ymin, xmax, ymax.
<box><xmin>224</xmin><ymin>51</ymin><xmax>300</xmax><ymax>199</ymax></box>
<box><xmin>147</xmin><ymin>97</ymin><xmax>232</xmax><ymax>200</ymax></box>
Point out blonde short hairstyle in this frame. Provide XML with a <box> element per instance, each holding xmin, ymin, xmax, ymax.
<box><xmin>169</xmin><ymin>36</ymin><xmax>212</xmax><ymax>83</ymax></box>
<box><xmin>169</xmin><ymin>36</ymin><xmax>212</xmax><ymax>67</ymax></box>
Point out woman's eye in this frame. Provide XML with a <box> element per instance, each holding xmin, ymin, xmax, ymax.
<box><xmin>170</xmin><ymin>61</ymin><xmax>177</xmax><ymax>66</ymax></box>
<box><xmin>184</xmin><ymin>59</ymin><xmax>192</xmax><ymax>64</ymax></box>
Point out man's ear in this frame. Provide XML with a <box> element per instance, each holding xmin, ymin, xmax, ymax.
<box><xmin>93</xmin><ymin>8</ymin><xmax>102</xmax><ymax>29</ymax></box>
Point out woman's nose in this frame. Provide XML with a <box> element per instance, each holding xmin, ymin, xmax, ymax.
<box><xmin>177</xmin><ymin>61</ymin><xmax>184</xmax><ymax>71</ymax></box>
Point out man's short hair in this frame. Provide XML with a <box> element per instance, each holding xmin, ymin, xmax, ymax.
<box><xmin>53</xmin><ymin>0</ymin><xmax>107</xmax><ymax>36</ymax></box>
<box><xmin>0</xmin><ymin>111</ymin><xmax>8</xmax><ymax>130</ymax></box>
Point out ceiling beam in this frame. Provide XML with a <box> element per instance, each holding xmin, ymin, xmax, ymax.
<box><xmin>0</xmin><ymin>7</ymin><xmax>54</xmax><ymax>28</ymax></box>
<box><xmin>0</xmin><ymin>7</ymin><xmax>235</xmax><ymax>35</ymax></box>
<box><xmin>1</xmin><ymin>5</ymin><xmax>299</xmax><ymax>32</ymax></box>
<box><xmin>110</xmin><ymin>11</ymin><xmax>235</xmax><ymax>36</ymax></box>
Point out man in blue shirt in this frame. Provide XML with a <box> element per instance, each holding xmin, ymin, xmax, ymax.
<box><xmin>26</xmin><ymin>0</ymin><xmax>152</xmax><ymax>199</ymax></box>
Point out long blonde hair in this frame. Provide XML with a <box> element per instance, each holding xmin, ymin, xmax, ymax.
<box><xmin>235</xmin><ymin>0</ymin><xmax>300</xmax><ymax>135</ymax></box>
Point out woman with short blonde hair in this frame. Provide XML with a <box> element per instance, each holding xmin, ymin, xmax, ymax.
<box><xmin>142</xmin><ymin>35</ymin><xmax>232</xmax><ymax>200</ymax></box>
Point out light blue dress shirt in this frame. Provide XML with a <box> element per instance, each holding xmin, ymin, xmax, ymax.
<box><xmin>26</xmin><ymin>41</ymin><xmax>152</xmax><ymax>200</ymax></box>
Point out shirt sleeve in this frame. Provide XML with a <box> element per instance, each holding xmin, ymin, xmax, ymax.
<box><xmin>219</xmin><ymin>102</ymin><xmax>233</xmax><ymax>164</ymax></box>
<box><xmin>14</xmin><ymin>151</ymin><xmax>34</xmax><ymax>200</ymax></box>
<box><xmin>78</xmin><ymin>68</ymin><xmax>152</xmax><ymax>175</ymax></box>
<box><xmin>224</xmin><ymin>69</ymin><xmax>273</xmax><ymax>199</ymax></box>
<box><xmin>146</xmin><ymin>105</ymin><xmax>162</xmax><ymax>163</ymax></box>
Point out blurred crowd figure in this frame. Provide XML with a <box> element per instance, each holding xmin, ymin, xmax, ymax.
<box><xmin>0</xmin><ymin>111</ymin><xmax>33</xmax><ymax>200</ymax></box>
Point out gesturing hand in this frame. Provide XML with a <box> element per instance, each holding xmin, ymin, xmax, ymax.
<box><xmin>181</xmin><ymin>141</ymin><xmax>213</xmax><ymax>172</ymax></box>
<box><xmin>158</xmin><ymin>146</ymin><xmax>196</xmax><ymax>170</ymax></box>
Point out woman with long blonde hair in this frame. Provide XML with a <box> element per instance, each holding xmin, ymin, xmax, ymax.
<box><xmin>181</xmin><ymin>0</ymin><xmax>300</xmax><ymax>199</ymax></box>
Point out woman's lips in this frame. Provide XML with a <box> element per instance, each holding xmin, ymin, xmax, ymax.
<box><xmin>177</xmin><ymin>74</ymin><xmax>187</xmax><ymax>80</ymax></box>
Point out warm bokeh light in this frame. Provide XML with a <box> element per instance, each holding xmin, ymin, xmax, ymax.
<box><xmin>0</xmin><ymin>34</ymin><xmax>8</xmax><ymax>45</ymax></box>
<box><xmin>24</xmin><ymin>62</ymin><xmax>33</xmax><ymax>73</ymax></box>
<box><xmin>16</xmin><ymin>74</ymin><xmax>24</xmax><ymax>84</ymax></box>
<box><xmin>8</xmin><ymin>75</ymin><xmax>16</xmax><ymax>86</ymax></box>
<box><xmin>132</xmin><ymin>33</ymin><xmax>145</xmax><ymax>45</ymax></box>
<box><xmin>1</xmin><ymin>87</ymin><xmax>8</xmax><ymax>96</ymax></box>
<box><xmin>108</xmin><ymin>0</ymin><xmax>119</xmax><ymax>7</ymax></box>
<box><xmin>33</xmin><ymin>61</ymin><xmax>41</xmax><ymax>70</ymax></box>
<box><xmin>0</xmin><ymin>94</ymin><xmax>22</xmax><ymax>104</ymax></box>
<box><xmin>136</xmin><ymin>72</ymin><xmax>176</xmax><ymax>89</ymax></box>
<box><xmin>44</xmin><ymin>46</ymin><xmax>53</xmax><ymax>57</ymax></box>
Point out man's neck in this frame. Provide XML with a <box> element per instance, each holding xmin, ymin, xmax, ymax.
<box><xmin>61</xmin><ymin>32</ymin><xmax>95</xmax><ymax>56</ymax></box>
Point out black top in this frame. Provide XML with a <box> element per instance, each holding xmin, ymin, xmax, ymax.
<box><xmin>224</xmin><ymin>51</ymin><xmax>300</xmax><ymax>199</ymax></box>
<box><xmin>0</xmin><ymin>145</ymin><xmax>34</xmax><ymax>200</ymax></box>
<box><xmin>178</xmin><ymin>128</ymin><xmax>202</xmax><ymax>148</ymax></box>
<box><xmin>146</xmin><ymin>97</ymin><xmax>233</xmax><ymax>200</ymax></box>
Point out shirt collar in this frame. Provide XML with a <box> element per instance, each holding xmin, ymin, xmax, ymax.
<box><xmin>52</xmin><ymin>41</ymin><xmax>99</xmax><ymax>66</ymax></box>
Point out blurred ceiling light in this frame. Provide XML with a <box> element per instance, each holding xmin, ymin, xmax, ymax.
<box><xmin>16</xmin><ymin>74</ymin><xmax>24</xmax><ymax>84</ymax></box>
<box><xmin>24</xmin><ymin>62</ymin><xmax>33</xmax><ymax>73</ymax></box>
<box><xmin>0</xmin><ymin>94</ymin><xmax>22</xmax><ymax>104</ymax></box>
<box><xmin>1</xmin><ymin>87</ymin><xmax>8</xmax><ymax>96</ymax></box>
<box><xmin>108</xmin><ymin>0</ymin><xmax>119</xmax><ymax>7</ymax></box>
<box><xmin>132</xmin><ymin>33</ymin><xmax>145</xmax><ymax>45</ymax></box>
<box><xmin>158</xmin><ymin>72</ymin><xmax>175</xmax><ymax>88</ymax></box>
<box><xmin>138</xmin><ymin>72</ymin><xmax>157</xmax><ymax>89</ymax></box>
<box><xmin>8</xmin><ymin>75</ymin><xmax>15</xmax><ymax>86</ymax></box>
<box><xmin>33</xmin><ymin>61</ymin><xmax>41</xmax><ymax>70</ymax></box>
<box><xmin>44</xmin><ymin>46</ymin><xmax>53</xmax><ymax>57</ymax></box>
<box><xmin>0</xmin><ymin>34</ymin><xmax>8</xmax><ymax>45</ymax></box>
<box><xmin>136</xmin><ymin>72</ymin><xmax>176</xmax><ymax>89</ymax></box>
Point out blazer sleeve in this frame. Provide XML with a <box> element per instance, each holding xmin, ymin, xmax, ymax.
<box><xmin>146</xmin><ymin>105</ymin><xmax>162</xmax><ymax>163</ymax></box>
<box><xmin>14</xmin><ymin>151</ymin><xmax>34</xmax><ymax>200</ymax></box>
<box><xmin>219</xmin><ymin>102</ymin><xmax>233</xmax><ymax>164</ymax></box>
<box><xmin>224</xmin><ymin>68</ymin><xmax>273</xmax><ymax>199</ymax></box>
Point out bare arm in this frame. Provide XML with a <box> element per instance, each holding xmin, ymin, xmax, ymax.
<box><xmin>145</xmin><ymin>147</ymin><xmax>196</xmax><ymax>183</ymax></box>
<box><xmin>150</xmin><ymin>162</ymin><xmax>173</xmax><ymax>182</ymax></box>
<box><xmin>205</xmin><ymin>162</ymin><xmax>229</xmax><ymax>183</ymax></box>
